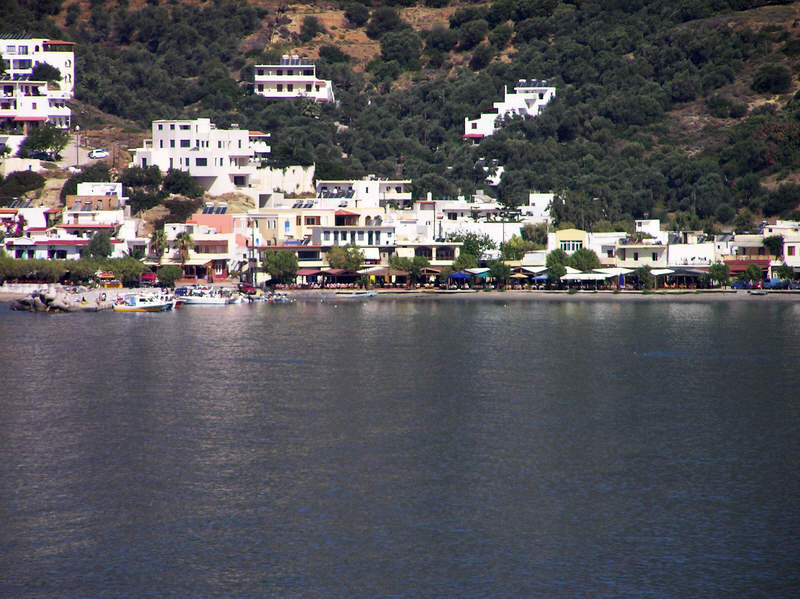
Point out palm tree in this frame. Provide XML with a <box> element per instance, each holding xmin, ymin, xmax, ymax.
<box><xmin>150</xmin><ymin>228</ymin><xmax>167</xmax><ymax>264</ymax></box>
<box><xmin>175</xmin><ymin>232</ymin><xmax>194</xmax><ymax>268</ymax></box>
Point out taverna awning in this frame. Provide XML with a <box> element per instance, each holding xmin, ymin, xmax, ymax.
<box><xmin>561</xmin><ymin>272</ymin><xmax>611</xmax><ymax>281</ymax></box>
<box><xmin>594</xmin><ymin>267</ymin><xmax>634</xmax><ymax>276</ymax></box>
<box><xmin>650</xmin><ymin>268</ymin><xmax>675</xmax><ymax>276</ymax></box>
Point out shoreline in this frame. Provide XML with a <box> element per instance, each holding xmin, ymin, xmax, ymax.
<box><xmin>4</xmin><ymin>287</ymin><xmax>800</xmax><ymax>308</ymax></box>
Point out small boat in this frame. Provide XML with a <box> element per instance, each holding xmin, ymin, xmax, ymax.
<box><xmin>267</xmin><ymin>292</ymin><xmax>294</xmax><ymax>303</ymax></box>
<box><xmin>180</xmin><ymin>286</ymin><xmax>239</xmax><ymax>305</ymax></box>
<box><xmin>323</xmin><ymin>290</ymin><xmax>377</xmax><ymax>302</ymax></box>
<box><xmin>749</xmin><ymin>289</ymin><xmax>767</xmax><ymax>295</ymax></box>
<box><xmin>113</xmin><ymin>294</ymin><xmax>175</xmax><ymax>312</ymax></box>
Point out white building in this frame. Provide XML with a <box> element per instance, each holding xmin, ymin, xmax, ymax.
<box><xmin>254</xmin><ymin>55</ymin><xmax>335</xmax><ymax>103</ymax></box>
<box><xmin>1</xmin><ymin>36</ymin><xmax>75</xmax><ymax>154</ymax></box>
<box><xmin>464</xmin><ymin>80</ymin><xmax>556</xmax><ymax>140</ymax></box>
<box><xmin>315</xmin><ymin>176</ymin><xmax>413</xmax><ymax>209</ymax></box>
<box><xmin>129</xmin><ymin>118</ymin><xmax>257</xmax><ymax>196</ymax></box>
<box><xmin>521</xmin><ymin>192</ymin><xmax>554</xmax><ymax>225</ymax></box>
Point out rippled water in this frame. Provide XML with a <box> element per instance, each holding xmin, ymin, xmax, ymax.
<box><xmin>1</xmin><ymin>298</ymin><xmax>799</xmax><ymax>598</ymax></box>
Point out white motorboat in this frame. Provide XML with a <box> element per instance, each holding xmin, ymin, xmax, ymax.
<box><xmin>113</xmin><ymin>294</ymin><xmax>176</xmax><ymax>312</ymax></box>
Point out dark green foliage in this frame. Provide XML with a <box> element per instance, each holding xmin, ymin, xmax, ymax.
<box><xmin>426</xmin><ymin>25</ymin><xmax>458</xmax><ymax>52</ymax></box>
<box><xmin>60</xmin><ymin>163</ymin><xmax>112</xmax><ymax>202</ymax></box>
<box><xmin>300</xmin><ymin>16</ymin><xmax>325</xmax><ymax>43</ymax></box>
<box><xmin>764</xmin><ymin>184</ymin><xmax>800</xmax><ymax>216</ymax></box>
<box><xmin>366</xmin><ymin>7</ymin><xmax>405</xmax><ymax>40</ymax></box>
<box><xmin>157</xmin><ymin>264</ymin><xmax>183</xmax><ymax>287</ymax></box>
<box><xmin>568</xmin><ymin>248</ymin><xmax>601</xmax><ymax>272</ymax></box>
<box><xmin>470</xmin><ymin>45</ymin><xmax>494</xmax><ymax>71</ymax></box>
<box><xmin>751</xmin><ymin>63</ymin><xmax>792</xmax><ymax>94</ymax></box>
<box><xmin>30</xmin><ymin>62</ymin><xmax>61</xmax><ymax>82</ymax></box>
<box><xmin>18</xmin><ymin>124</ymin><xmax>70</xmax><ymax>157</ymax></box>
<box><xmin>65</xmin><ymin>2</ymin><xmax>80</xmax><ymax>25</ymax></box>
<box><xmin>162</xmin><ymin>169</ymin><xmax>204</xmax><ymax>199</ymax></box>
<box><xmin>83</xmin><ymin>230</ymin><xmax>113</xmax><ymax>259</ymax></box>
<box><xmin>0</xmin><ymin>172</ymin><xmax>46</xmax><ymax>206</ymax></box>
<box><xmin>458</xmin><ymin>20</ymin><xmax>489</xmax><ymax>51</ymax></box>
<box><xmin>381</xmin><ymin>29</ymin><xmax>422</xmax><ymax>67</ymax></box>
<box><xmin>488</xmin><ymin>24</ymin><xmax>513</xmax><ymax>50</ymax></box>
<box><xmin>344</xmin><ymin>2</ymin><xmax>370</xmax><ymax>27</ymax></box>
<box><xmin>319</xmin><ymin>45</ymin><xmax>350</xmax><ymax>63</ymax></box>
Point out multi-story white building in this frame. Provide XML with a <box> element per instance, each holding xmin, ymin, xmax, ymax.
<box><xmin>129</xmin><ymin>118</ymin><xmax>258</xmax><ymax>195</ymax></box>
<box><xmin>1</xmin><ymin>36</ymin><xmax>75</xmax><ymax>153</ymax></box>
<box><xmin>464</xmin><ymin>80</ymin><xmax>556</xmax><ymax>140</ymax></box>
<box><xmin>254</xmin><ymin>55</ymin><xmax>335</xmax><ymax>103</ymax></box>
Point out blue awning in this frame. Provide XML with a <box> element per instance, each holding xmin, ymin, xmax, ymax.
<box><xmin>450</xmin><ymin>271</ymin><xmax>471</xmax><ymax>279</ymax></box>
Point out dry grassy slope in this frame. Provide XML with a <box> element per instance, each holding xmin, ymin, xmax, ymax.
<box><xmin>666</xmin><ymin>2</ymin><xmax>800</xmax><ymax>161</ymax></box>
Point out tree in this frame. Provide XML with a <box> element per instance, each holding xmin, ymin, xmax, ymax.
<box><xmin>489</xmin><ymin>260</ymin><xmax>512</xmax><ymax>289</ymax></box>
<box><xmin>106</xmin><ymin>257</ymin><xmax>147</xmax><ymax>286</ymax></box>
<box><xmin>733</xmin><ymin>208</ymin><xmax>755</xmax><ymax>233</ymax></box>
<box><xmin>709</xmin><ymin>262</ymin><xmax>730</xmax><ymax>288</ymax></box>
<box><xmin>18</xmin><ymin>124</ymin><xmax>70</xmax><ymax>158</ymax></box>
<box><xmin>739</xmin><ymin>263</ymin><xmax>763</xmax><ymax>283</ymax></box>
<box><xmin>300</xmin><ymin>16</ymin><xmax>325</xmax><ymax>43</ymax></box>
<box><xmin>762</xmin><ymin>235</ymin><xmax>784</xmax><ymax>258</ymax></box>
<box><xmin>30</xmin><ymin>62</ymin><xmax>61</xmax><ymax>83</ymax></box>
<box><xmin>453</xmin><ymin>252</ymin><xmax>478</xmax><ymax>271</ymax></box>
<box><xmin>327</xmin><ymin>244</ymin><xmax>364</xmax><ymax>271</ymax></box>
<box><xmin>157</xmin><ymin>264</ymin><xmax>183</xmax><ymax>288</ymax></box>
<box><xmin>458</xmin><ymin>19</ymin><xmax>489</xmax><ymax>51</ymax></box>
<box><xmin>344</xmin><ymin>3</ymin><xmax>370</xmax><ymax>27</ymax></box>
<box><xmin>635</xmin><ymin>265</ymin><xmax>654</xmax><ymax>290</ymax></box>
<box><xmin>775</xmin><ymin>262</ymin><xmax>794</xmax><ymax>282</ymax></box>
<box><xmin>546</xmin><ymin>248</ymin><xmax>568</xmax><ymax>282</ymax></box>
<box><xmin>381</xmin><ymin>29</ymin><xmax>422</xmax><ymax>67</ymax></box>
<box><xmin>175</xmin><ymin>231</ymin><xmax>194</xmax><ymax>266</ymax></box>
<box><xmin>501</xmin><ymin>234</ymin><xmax>540</xmax><ymax>260</ymax></box>
<box><xmin>521</xmin><ymin>223</ymin><xmax>548</xmax><ymax>245</ymax></box>
<box><xmin>366</xmin><ymin>7</ymin><xmax>404</xmax><ymax>40</ymax></box>
<box><xmin>162</xmin><ymin>168</ymin><xmax>204</xmax><ymax>199</ymax></box>
<box><xmin>568</xmin><ymin>247</ymin><xmax>601</xmax><ymax>272</ymax></box>
<box><xmin>751</xmin><ymin>64</ymin><xmax>792</xmax><ymax>95</ymax></box>
<box><xmin>83</xmin><ymin>231</ymin><xmax>113</xmax><ymax>259</ymax></box>
<box><xmin>149</xmin><ymin>228</ymin><xmax>167</xmax><ymax>264</ymax></box>
<box><xmin>450</xmin><ymin>232</ymin><xmax>496</xmax><ymax>260</ymax></box>
<box><xmin>261</xmin><ymin>250</ymin><xmax>298</xmax><ymax>284</ymax></box>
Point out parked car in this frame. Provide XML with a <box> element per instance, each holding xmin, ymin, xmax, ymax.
<box><xmin>238</xmin><ymin>281</ymin><xmax>257</xmax><ymax>295</ymax></box>
<box><xmin>139</xmin><ymin>272</ymin><xmax>158</xmax><ymax>287</ymax></box>
<box><xmin>88</xmin><ymin>148</ymin><xmax>109</xmax><ymax>159</ymax></box>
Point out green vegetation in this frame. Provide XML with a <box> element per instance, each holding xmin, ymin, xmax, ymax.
<box><xmin>156</xmin><ymin>264</ymin><xmax>183</xmax><ymax>288</ymax></box>
<box><xmin>4</xmin><ymin>0</ymin><xmax>800</xmax><ymax>226</ymax></box>
<box><xmin>327</xmin><ymin>244</ymin><xmax>365</xmax><ymax>271</ymax></box>
<box><xmin>261</xmin><ymin>250</ymin><xmax>299</xmax><ymax>284</ymax></box>
<box><xmin>0</xmin><ymin>255</ymin><xmax>145</xmax><ymax>285</ymax></box>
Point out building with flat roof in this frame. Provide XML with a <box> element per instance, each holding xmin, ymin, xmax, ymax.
<box><xmin>464</xmin><ymin>80</ymin><xmax>555</xmax><ymax>140</ymax></box>
<box><xmin>254</xmin><ymin>55</ymin><xmax>335</xmax><ymax>103</ymax></box>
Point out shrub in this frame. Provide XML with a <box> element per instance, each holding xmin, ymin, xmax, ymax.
<box><xmin>751</xmin><ymin>64</ymin><xmax>792</xmax><ymax>94</ymax></box>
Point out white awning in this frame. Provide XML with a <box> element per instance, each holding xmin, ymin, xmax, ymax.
<box><xmin>362</xmin><ymin>247</ymin><xmax>380</xmax><ymax>260</ymax></box>
<box><xmin>561</xmin><ymin>272</ymin><xmax>610</xmax><ymax>281</ymax></box>
<box><xmin>651</xmin><ymin>268</ymin><xmax>675</xmax><ymax>276</ymax></box>
<box><xmin>594</xmin><ymin>267</ymin><xmax>634</xmax><ymax>276</ymax></box>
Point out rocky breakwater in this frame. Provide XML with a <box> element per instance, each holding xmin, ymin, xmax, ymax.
<box><xmin>10</xmin><ymin>285</ymin><xmax>121</xmax><ymax>313</ymax></box>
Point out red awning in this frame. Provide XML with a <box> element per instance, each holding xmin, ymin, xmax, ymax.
<box><xmin>13</xmin><ymin>116</ymin><xmax>47</xmax><ymax>122</ymax></box>
<box><xmin>296</xmin><ymin>268</ymin><xmax>323</xmax><ymax>276</ymax></box>
<box><xmin>335</xmin><ymin>209</ymin><xmax>359</xmax><ymax>216</ymax></box>
<box><xmin>462</xmin><ymin>133</ymin><xmax>485</xmax><ymax>139</ymax></box>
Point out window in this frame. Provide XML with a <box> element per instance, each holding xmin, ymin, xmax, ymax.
<box><xmin>276</xmin><ymin>69</ymin><xmax>282</xmax><ymax>75</ymax></box>
<box><xmin>158</xmin><ymin>124</ymin><xmax>163</xmax><ymax>130</ymax></box>
<box><xmin>304</xmin><ymin>70</ymin><xmax>313</xmax><ymax>76</ymax></box>
<box><xmin>180</xmin><ymin>139</ymin><xmax>190</xmax><ymax>148</ymax></box>
<box><xmin>276</xmin><ymin>84</ymin><xmax>283</xmax><ymax>92</ymax></box>
<box><xmin>472</xmin><ymin>122</ymin><xmax>477</xmax><ymax>129</ymax></box>
<box><xmin>258</xmin><ymin>84</ymin><xmax>263</xmax><ymax>92</ymax></box>
<box><xmin>652</xmin><ymin>252</ymin><xmax>657</xmax><ymax>261</ymax></box>
<box><xmin>170</xmin><ymin>140</ymin><xmax>175</xmax><ymax>148</ymax></box>
<box><xmin>304</xmin><ymin>216</ymin><xmax>320</xmax><ymax>226</ymax></box>
<box><xmin>357</xmin><ymin>231</ymin><xmax>364</xmax><ymax>240</ymax></box>
<box><xmin>296</xmin><ymin>216</ymin><xmax>301</xmax><ymax>226</ymax></box>
<box><xmin>287</xmin><ymin>84</ymin><xmax>293</xmax><ymax>92</ymax></box>
<box><xmin>788</xmin><ymin>246</ymin><xmax>796</xmax><ymax>256</ymax></box>
<box><xmin>180</xmin><ymin>124</ymin><xmax>190</xmax><ymax>130</ymax></box>
<box><xmin>306</xmin><ymin>84</ymin><xmax>312</xmax><ymax>92</ymax></box>
<box><xmin>159</xmin><ymin>140</ymin><xmax>163</xmax><ymax>148</ymax></box>
<box><xmin>633</xmin><ymin>252</ymin><xmax>639</xmax><ymax>261</ymax></box>
<box><xmin>324</xmin><ymin>231</ymin><xmax>330</xmax><ymax>241</ymax></box>
<box><xmin>170</xmin><ymin>124</ymin><xmax>175</xmax><ymax>130</ymax></box>
<box><xmin>195</xmin><ymin>158</ymin><xmax>207</xmax><ymax>166</ymax></box>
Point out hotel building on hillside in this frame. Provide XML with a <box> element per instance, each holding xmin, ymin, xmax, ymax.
<box><xmin>0</xmin><ymin>35</ymin><xmax>75</xmax><ymax>149</ymax></box>
<box><xmin>253</xmin><ymin>55</ymin><xmax>335</xmax><ymax>103</ymax></box>
<box><xmin>129</xmin><ymin>118</ymin><xmax>271</xmax><ymax>196</ymax></box>
<box><xmin>464</xmin><ymin>79</ymin><xmax>555</xmax><ymax>140</ymax></box>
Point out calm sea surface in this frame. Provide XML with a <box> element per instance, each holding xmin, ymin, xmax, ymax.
<box><xmin>0</xmin><ymin>297</ymin><xmax>799</xmax><ymax>598</ymax></box>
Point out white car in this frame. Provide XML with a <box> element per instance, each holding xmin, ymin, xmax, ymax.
<box><xmin>89</xmin><ymin>148</ymin><xmax>109</xmax><ymax>159</ymax></box>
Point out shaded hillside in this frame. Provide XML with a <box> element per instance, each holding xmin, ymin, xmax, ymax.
<box><xmin>3</xmin><ymin>0</ymin><xmax>800</xmax><ymax>230</ymax></box>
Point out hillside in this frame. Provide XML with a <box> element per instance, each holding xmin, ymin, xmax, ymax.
<box><xmin>2</xmin><ymin>0</ymin><xmax>800</xmax><ymax>231</ymax></box>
